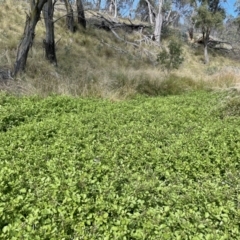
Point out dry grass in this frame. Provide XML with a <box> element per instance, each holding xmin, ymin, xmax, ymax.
<box><xmin>1</xmin><ymin>0</ymin><xmax>240</xmax><ymax>98</ymax></box>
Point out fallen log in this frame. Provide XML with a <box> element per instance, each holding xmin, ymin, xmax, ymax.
<box><xmin>90</xmin><ymin>11</ymin><xmax>151</xmax><ymax>33</ymax></box>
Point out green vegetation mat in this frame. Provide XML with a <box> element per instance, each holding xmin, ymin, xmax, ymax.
<box><xmin>0</xmin><ymin>91</ymin><xmax>240</xmax><ymax>239</ymax></box>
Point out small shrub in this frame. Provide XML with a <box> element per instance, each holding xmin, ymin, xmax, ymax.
<box><xmin>157</xmin><ymin>39</ymin><xmax>184</xmax><ymax>71</ymax></box>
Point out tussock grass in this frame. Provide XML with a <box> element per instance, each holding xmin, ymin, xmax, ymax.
<box><xmin>215</xmin><ymin>91</ymin><xmax>240</xmax><ymax>118</ymax></box>
<box><xmin>1</xmin><ymin>0</ymin><xmax>240</xmax><ymax>98</ymax></box>
<box><xmin>208</xmin><ymin>73</ymin><xmax>238</xmax><ymax>89</ymax></box>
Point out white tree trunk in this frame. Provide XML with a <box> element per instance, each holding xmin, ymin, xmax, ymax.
<box><xmin>204</xmin><ymin>45</ymin><xmax>209</xmax><ymax>64</ymax></box>
<box><xmin>114</xmin><ymin>0</ymin><xmax>117</xmax><ymax>18</ymax></box>
<box><xmin>154</xmin><ymin>0</ymin><xmax>163</xmax><ymax>43</ymax></box>
<box><xmin>96</xmin><ymin>0</ymin><xmax>101</xmax><ymax>11</ymax></box>
<box><xmin>203</xmin><ymin>29</ymin><xmax>210</xmax><ymax>64</ymax></box>
<box><xmin>109</xmin><ymin>1</ymin><xmax>113</xmax><ymax>14</ymax></box>
<box><xmin>204</xmin><ymin>40</ymin><xmax>209</xmax><ymax>64</ymax></box>
<box><xmin>145</xmin><ymin>0</ymin><xmax>153</xmax><ymax>25</ymax></box>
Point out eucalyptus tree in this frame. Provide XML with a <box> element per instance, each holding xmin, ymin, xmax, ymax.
<box><xmin>135</xmin><ymin>0</ymin><xmax>153</xmax><ymax>22</ymax></box>
<box><xmin>235</xmin><ymin>0</ymin><xmax>240</xmax><ymax>14</ymax></box>
<box><xmin>135</xmin><ymin>0</ymin><xmax>188</xmax><ymax>43</ymax></box>
<box><xmin>114</xmin><ymin>0</ymin><xmax>117</xmax><ymax>17</ymax></box>
<box><xmin>154</xmin><ymin>0</ymin><xmax>164</xmax><ymax>42</ymax></box>
<box><xmin>63</xmin><ymin>0</ymin><xmax>75</xmax><ymax>32</ymax></box>
<box><xmin>43</xmin><ymin>0</ymin><xmax>57</xmax><ymax>65</ymax></box>
<box><xmin>193</xmin><ymin>0</ymin><xmax>225</xmax><ymax>64</ymax></box>
<box><xmin>77</xmin><ymin>0</ymin><xmax>86</xmax><ymax>28</ymax></box>
<box><xmin>14</xmin><ymin>0</ymin><xmax>48</xmax><ymax>76</ymax></box>
<box><xmin>13</xmin><ymin>0</ymin><xmax>88</xmax><ymax>76</ymax></box>
<box><xmin>96</xmin><ymin>0</ymin><xmax>101</xmax><ymax>11</ymax></box>
<box><xmin>145</xmin><ymin>0</ymin><xmax>155</xmax><ymax>24</ymax></box>
<box><xmin>234</xmin><ymin>0</ymin><xmax>240</xmax><ymax>38</ymax></box>
<box><xmin>135</xmin><ymin>0</ymin><xmax>165</xmax><ymax>42</ymax></box>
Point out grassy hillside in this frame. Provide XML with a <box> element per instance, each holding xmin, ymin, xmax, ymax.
<box><xmin>0</xmin><ymin>91</ymin><xmax>240</xmax><ymax>238</ymax></box>
<box><xmin>0</xmin><ymin>0</ymin><xmax>240</xmax><ymax>98</ymax></box>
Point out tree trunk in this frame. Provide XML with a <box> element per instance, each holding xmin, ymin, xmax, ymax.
<box><xmin>145</xmin><ymin>0</ymin><xmax>154</xmax><ymax>25</ymax></box>
<box><xmin>204</xmin><ymin>42</ymin><xmax>209</xmax><ymax>64</ymax></box>
<box><xmin>13</xmin><ymin>0</ymin><xmax>48</xmax><ymax>76</ymax></box>
<box><xmin>43</xmin><ymin>0</ymin><xmax>57</xmax><ymax>65</ymax></box>
<box><xmin>96</xmin><ymin>0</ymin><xmax>101</xmax><ymax>11</ymax></box>
<box><xmin>76</xmin><ymin>0</ymin><xmax>86</xmax><ymax>29</ymax></box>
<box><xmin>203</xmin><ymin>29</ymin><xmax>210</xmax><ymax>64</ymax></box>
<box><xmin>63</xmin><ymin>0</ymin><xmax>75</xmax><ymax>32</ymax></box>
<box><xmin>109</xmin><ymin>0</ymin><xmax>114</xmax><ymax>15</ymax></box>
<box><xmin>114</xmin><ymin>0</ymin><xmax>117</xmax><ymax>18</ymax></box>
<box><xmin>154</xmin><ymin>0</ymin><xmax>163</xmax><ymax>43</ymax></box>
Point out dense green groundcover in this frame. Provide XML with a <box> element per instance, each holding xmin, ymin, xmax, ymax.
<box><xmin>0</xmin><ymin>91</ymin><xmax>240</xmax><ymax>239</ymax></box>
